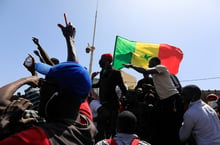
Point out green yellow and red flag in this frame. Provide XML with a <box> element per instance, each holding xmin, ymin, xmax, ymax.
<box><xmin>112</xmin><ymin>36</ymin><xmax>183</xmax><ymax>75</ymax></box>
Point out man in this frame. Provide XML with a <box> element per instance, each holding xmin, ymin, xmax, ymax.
<box><xmin>180</xmin><ymin>85</ymin><xmax>220</xmax><ymax>145</ymax></box>
<box><xmin>205</xmin><ymin>93</ymin><xmax>219</xmax><ymax>111</ymax></box>
<box><xmin>123</xmin><ymin>57</ymin><xmax>183</xmax><ymax>145</ymax></box>
<box><xmin>95</xmin><ymin>110</ymin><xmax>151</xmax><ymax>145</ymax></box>
<box><xmin>92</xmin><ymin>53</ymin><xmax>127</xmax><ymax>141</ymax></box>
<box><xmin>0</xmin><ymin>16</ymin><xmax>96</xmax><ymax>144</ymax></box>
<box><xmin>135</xmin><ymin>73</ymin><xmax>154</xmax><ymax>91</ymax></box>
<box><xmin>0</xmin><ymin>61</ymin><xmax>96</xmax><ymax>145</ymax></box>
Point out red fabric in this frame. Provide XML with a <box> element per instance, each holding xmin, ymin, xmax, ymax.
<box><xmin>105</xmin><ymin>138</ymin><xmax>117</xmax><ymax>145</ymax></box>
<box><xmin>131</xmin><ymin>139</ymin><xmax>141</xmax><ymax>145</ymax></box>
<box><xmin>158</xmin><ymin>44</ymin><xmax>183</xmax><ymax>75</ymax></box>
<box><xmin>0</xmin><ymin>99</ymin><xmax>93</xmax><ymax>145</ymax></box>
<box><xmin>79</xmin><ymin>98</ymin><xmax>93</xmax><ymax>121</ymax></box>
<box><xmin>0</xmin><ymin>126</ymin><xmax>50</xmax><ymax>145</ymax></box>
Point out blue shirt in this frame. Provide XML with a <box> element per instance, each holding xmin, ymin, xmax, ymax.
<box><xmin>179</xmin><ymin>100</ymin><xmax>220</xmax><ymax>145</ymax></box>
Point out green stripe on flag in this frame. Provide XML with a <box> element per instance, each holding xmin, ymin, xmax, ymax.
<box><xmin>113</xmin><ymin>36</ymin><xmax>136</xmax><ymax>69</ymax></box>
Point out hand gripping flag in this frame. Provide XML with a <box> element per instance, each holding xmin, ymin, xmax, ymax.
<box><xmin>113</xmin><ymin>36</ymin><xmax>183</xmax><ymax>75</ymax></box>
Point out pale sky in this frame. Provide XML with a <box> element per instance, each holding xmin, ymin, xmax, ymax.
<box><xmin>1</xmin><ymin>0</ymin><xmax>220</xmax><ymax>92</ymax></box>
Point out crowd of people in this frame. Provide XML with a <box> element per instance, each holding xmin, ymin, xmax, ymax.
<box><xmin>0</xmin><ymin>15</ymin><xmax>220</xmax><ymax>145</ymax></box>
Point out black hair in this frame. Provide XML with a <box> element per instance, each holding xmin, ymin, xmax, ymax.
<box><xmin>182</xmin><ymin>85</ymin><xmax>201</xmax><ymax>102</ymax></box>
<box><xmin>117</xmin><ymin>111</ymin><xmax>137</xmax><ymax>134</ymax></box>
<box><xmin>150</xmin><ymin>57</ymin><xmax>161</xmax><ymax>64</ymax></box>
<box><xmin>149</xmin><ymin>57</ymin><xmax>161</xmax><ymax>67</ymax></box>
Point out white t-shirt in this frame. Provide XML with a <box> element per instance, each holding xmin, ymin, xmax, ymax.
<box><xmin>151</xmin><ymin>65</ymin><xmax>178</xmax><ymax>100</ymax></box>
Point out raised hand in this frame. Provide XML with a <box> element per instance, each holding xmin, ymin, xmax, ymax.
<box><xmin>33</xmin><ymin>50</ymin><xmax>46</xmax><ymax>63</ymax></box>
<box><xmin>57</xmin><ymin>13</ymin><xmax>78</xmax><ymax>62</ymax></box>
<box><xmin>25</xmin><ymin>75</ymin><xmax>40</xmax><ymax>87</ymax></box>
<box><xmin>91</xmin><ymin>72</ymin><xmax>100</xmax><ymax>80</ymax></box>
<box><xmin>23</xmin><ymin>54</ymin><xmax>36</xmax><ymax>76</ymax></box>
<box><xmin>57</xmin><ymin>23</ymin><xmax>76</xmax><ymax>39</ymax></box>
<box><xmin>0</xmin><ymin>98</ymin><xmax>35</xmax><ymax>129</ymax></box>
<box><xmin>32</xmin><ymin>37</ymin><xmax>40</xmax><ymax>46</ymax></box>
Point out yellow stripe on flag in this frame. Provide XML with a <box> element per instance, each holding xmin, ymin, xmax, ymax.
<box><xmin>131</xmin><ymin>42</ymin><xmax>160</xmax><ymax>69</ymax></box>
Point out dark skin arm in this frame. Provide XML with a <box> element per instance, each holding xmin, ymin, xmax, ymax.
<box><xmin>123</xmin><ymin>64</ymin><xmax>159</xmax><ymax>75</ymax></box>
<box><xmin>0</xmin><ymin>57</ymin><xmax>39</xmax><ymax>137</ymax></box>
<box><xmin>0</xmin><ymin>76</ymin><xmax>39</xmax><ymax>107</ymax></box>
<box><xmin>91</xmin><ymin>71</ymin><xmax>101</xmax><ymax>88</ymax></box>
<box><xmin>33</xmin><ymin>50</ymin><xmax>46</xmax><ymax>64</ymax></box>
<box><xmin>91</xmin><ymin>72</ymin><xmax>100</xmax><ymax>80</ymax></box>
<box><xmin>0</xmin><ymin>98</ymin><xmax>35</xmax><ymax>140</ymax></box>
<box><xmin>117</xmin><ymin>71</ymin><xmax>127</xmax><ymax>96</ymax></box>
<box><xmin>32</xmin><ymin>37</ymin><xmax>55</xmax><ymax>65</ymax></box>
<box><xmin>57</xmin><ymin>21</ymin><xmax>78</xmax><ymax>62</ymax></box>
<box><xmin>0</xmin><ymin>98</ymin><xmax>35</xmax><ymax>128</ymax></box>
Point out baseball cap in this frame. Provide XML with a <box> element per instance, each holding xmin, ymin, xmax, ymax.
<box><xmin>101</xmin><ymin>53</ymin><xmax>113</xmax><ymax>63</ymax></box>
<box><xmin>206</xmin><ymin>93</ymin><xmax>219</xmax><ymax>101</ymax></box>
<box><xmin>35</xmin><ymin>62</ymin><xmax>91</xmax><ymax>100</ymax></box>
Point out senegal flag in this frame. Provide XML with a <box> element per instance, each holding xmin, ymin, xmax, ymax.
<box><xmin>113</xmin><ymin>36</ymin><xmax>183</xmax><ymax>75</ymax></box>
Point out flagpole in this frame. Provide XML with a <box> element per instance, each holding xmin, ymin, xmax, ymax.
<box><xmin>87</xmin><ymin>0</ymin><xmax>99</xmax><ymax>74</ymax></box>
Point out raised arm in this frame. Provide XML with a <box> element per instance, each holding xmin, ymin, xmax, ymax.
<box><xmin>32</xmin><ymin>37</ymin><xmax>55</xmax><ymax>65</ymax></box>
<box><xmin>0</xmin><ymin>76</ymin><xmax>39</xmax><ymax>106</ymax></box>
<box><xmin>23</xmin><ymin>54</ymin><xmax>37</xmax><ymax>76</ymax></box>
<box><xmin>33</xmin><ymin>50</ymin><xmax>46</xmax><ymax>64</ymax></box>
<box><xmin>123</xmin><ymin>64</ymin><xmax>158</xmax><ymax>75</ymax></box>
<box><xmin>57</xmin><ymin>14</ymin><xmax>78</xmax><ymax>62</ymax></box>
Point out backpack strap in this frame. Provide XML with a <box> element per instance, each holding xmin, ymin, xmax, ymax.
<box><xmin>105</xmin><ymin>139</ymin><xmax>118</xmax><ymax>145</ymax></box>
<box><xmin>131</xmin><ymin>138</ymin><xmax>140</xmax><ymax>145</ymax></box>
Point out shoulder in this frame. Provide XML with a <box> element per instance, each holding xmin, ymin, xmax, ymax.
<box><xmin>184</xmin><ymin>105</ymin><xmax>198</xmax><ymax>120</ymax></box>
<box><xmin>110</xmin><ymin>68</ymin><xmax>123</xmax><ymax>77</ymax></box>
<box><xmin>79</xmin><ymin>99</ymin><xmax>93</xmax><ymax>120</ymax></box>
<box><xmin>155</xmin><ymin>65</ymin><xmax>167</xmax><ymax>70</ymax></box>
<box><xmin>153</xmin><ymin>65</ymin><xmax>168</xmax><ymax>74</ymax></box>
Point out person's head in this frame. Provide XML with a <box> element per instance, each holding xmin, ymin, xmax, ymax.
<box><xmin>36</xmin><ymin>62</ymin><xmax>91</xmax><ymax>120</ymax></box>
<box><xmin>148</xmin><ymin>57</ymin><xmax>161</xmax><ymax>68</ymax></box>
<box><xmin>182</xmin><ymin>85</ymin><xmax>201</xmax><ymax>104</ymax></box>
<box><xmin>117</xmin><ymin>110</ymin><xmax>137</xmax><ymax>134</ymax></box>
<box><xmin>99</xmin><ymin>53</ymin><xmax>113</xmax><ymax>68</ymax></box>
<box><xmin>206</xmin><ymin>94</ymin><xmax>219</xmax><ymax>110</ymax></box>
<box><xmin>206</xmin><ymin>94</ymin><xmax>218</xmax><ymax>102</ymax></box>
